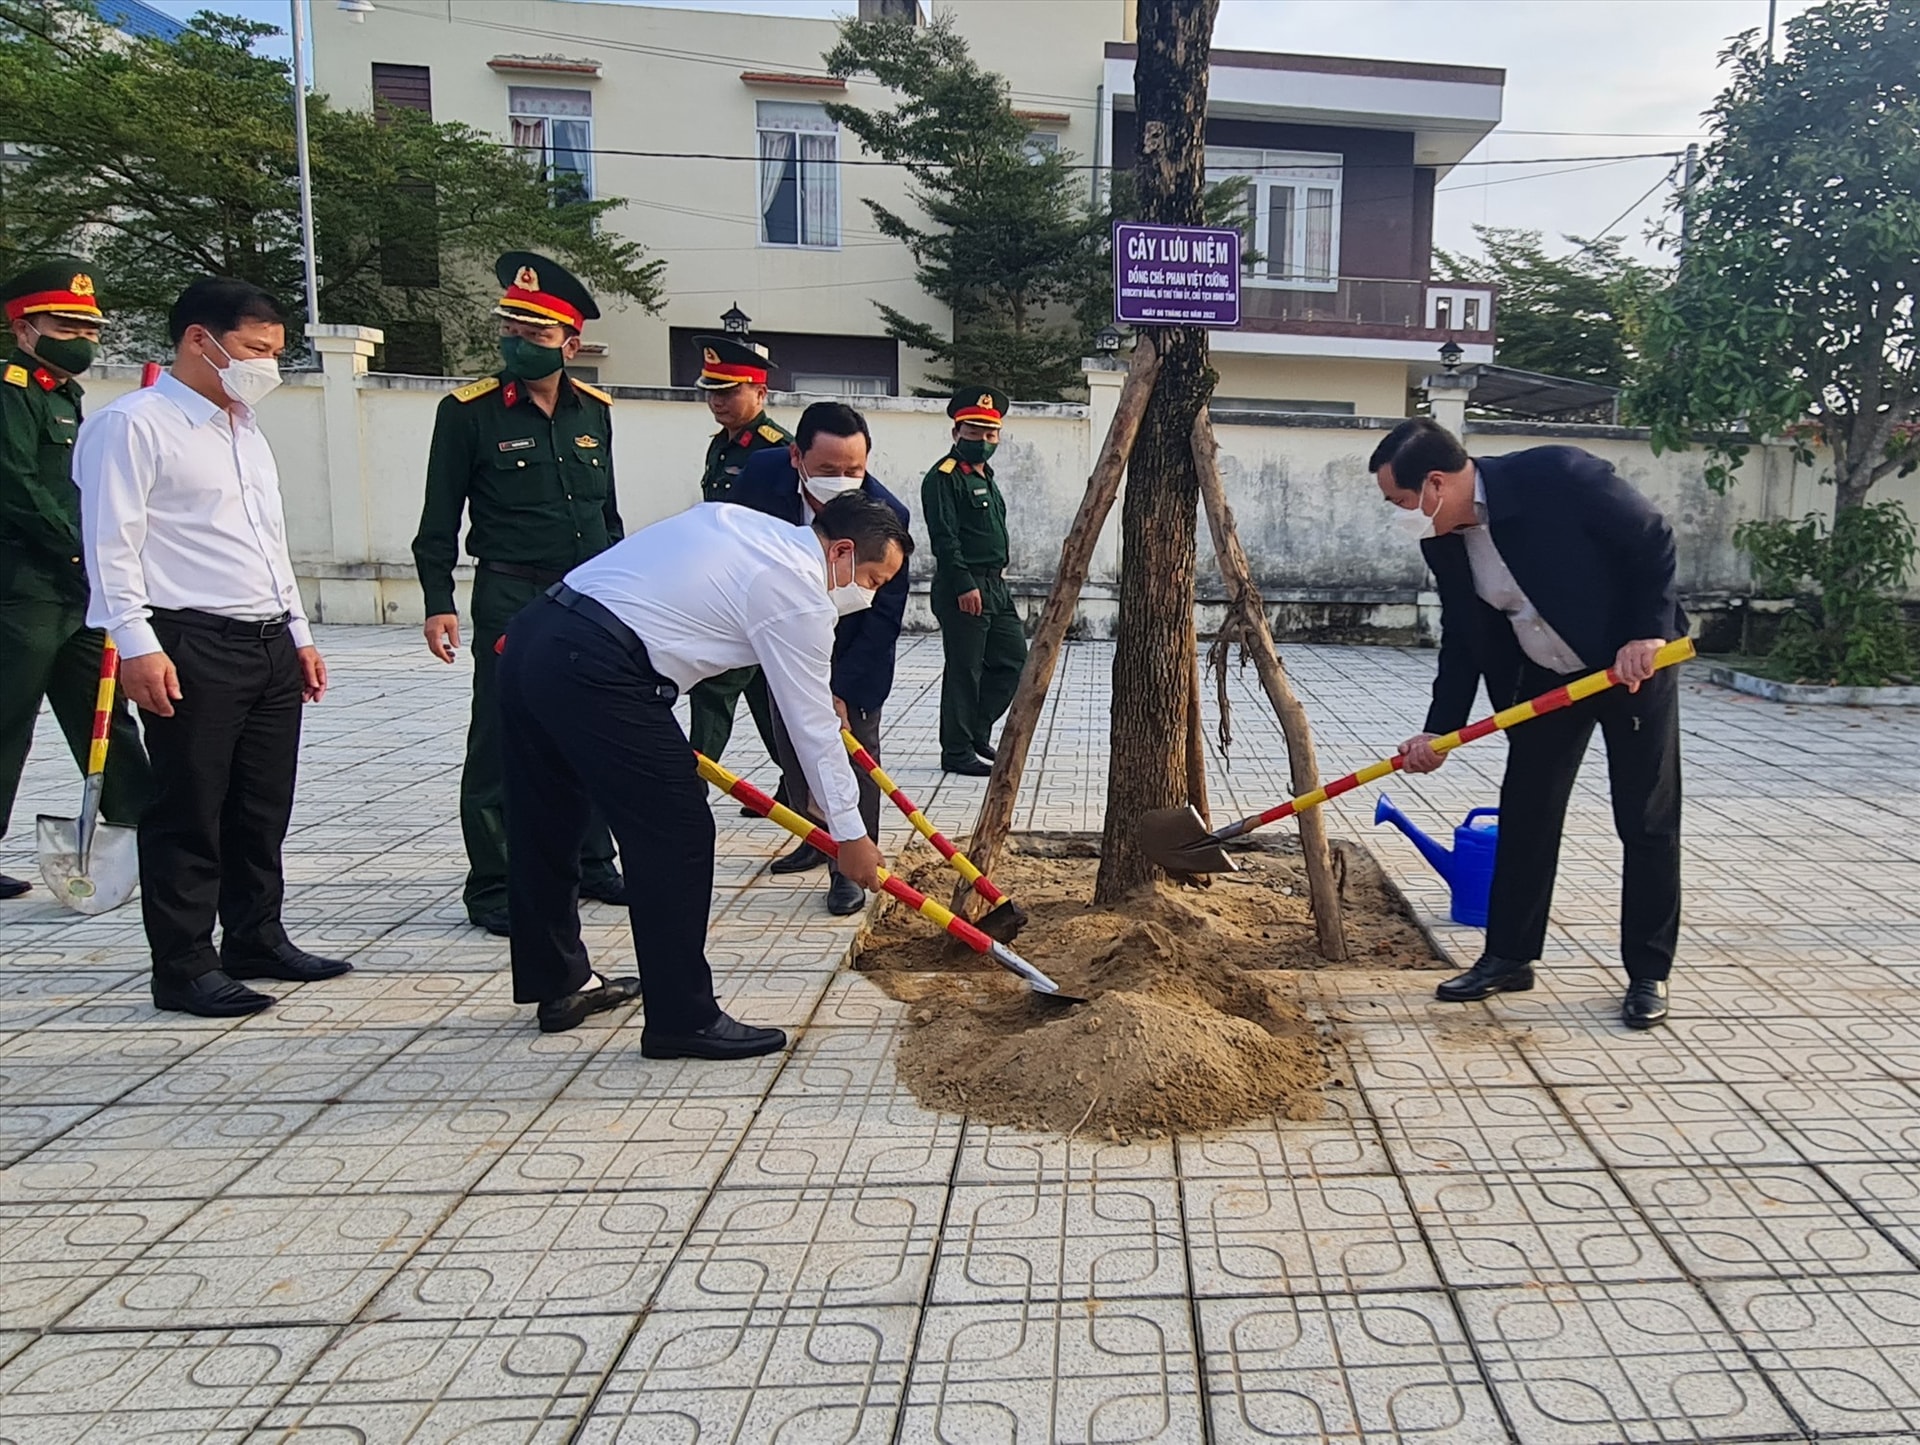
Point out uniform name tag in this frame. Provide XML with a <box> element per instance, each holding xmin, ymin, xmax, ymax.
<box><xmin>498</xmin><ymin>437</ymin><xmax>537</xmax><ymax>453</ymax></box>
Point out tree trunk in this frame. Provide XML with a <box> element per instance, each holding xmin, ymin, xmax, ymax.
<box><xmin>1193</xmin><ymin>411</ymin><xmax>1349</xmax><ymax>960</ymax></box>
<box><xmin>1094</xmin><ymin>0</ymin><xmax>1219</xmax><ymax>903</ymax></box>
<box><xmin>958</xmin><ymin>340</ymin><xmax>1163</xmax><ymax>908</ymax></box>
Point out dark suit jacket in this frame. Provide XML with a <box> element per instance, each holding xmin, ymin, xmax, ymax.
<box><xmin>734</xmin><ymin>448</ymin><xmax>910</xmax><ymax>713</ymax></box>
<box><xmin>1419</xmin><ymin>446</ymin><xmax>1685</xmax><ymax>734</ymax></box>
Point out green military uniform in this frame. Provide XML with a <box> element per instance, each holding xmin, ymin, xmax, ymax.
<box><xmin>0</xmin><ymin>260</ymin><xmax>151</xmax><ymax>898</ymax></box>
<box><xmin>924</xmin><ymin>386</ymin><xmax>1026</xmax><ymax>770</ymax></box>
<box><xmin>412</xmin><ymin>252</ymin><xmax>624</xmax><ymax>925</ymax></box>
<box><xmin>686</xmin><ymin>333</ymin><xmax>792</xmax><ymax>767</ymax></box>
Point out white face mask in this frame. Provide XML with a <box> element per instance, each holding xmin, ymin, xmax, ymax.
<box><xmin>800</xmin><ymin>464</ymin><xmax>864</xmax><ymax>506</ymax></box>
<box><xmin>1388</xmin><ymin>500</ymin><xmax>1435</xmax><ymax>543</ymax></box>
<box><xmin>827</xmin><ymin>549</ymin><xmax>877</xmax><ymax>617</ymax></box>
<box><xmin>206</xmin><ymin>332</ymin><xmax>283</xmax><ymax>407</ymax></box>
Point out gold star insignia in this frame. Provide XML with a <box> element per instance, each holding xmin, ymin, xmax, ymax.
<box><xmin>71</xmin><ymin>274</ymin><xmax>95</xmax><ymax>296</ymax></box>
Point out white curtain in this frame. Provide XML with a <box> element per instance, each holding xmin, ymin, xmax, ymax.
<box><xmin>1304</xmin><ymin>186</ymin><xmax>1335</xmax><ymax>279</ymax></box>
<box><xmin>511</xmin><ymin>116</ymin><xmax>544</xmax><ymax>166</ymax></box>
<box><xmin>798</xmin><ymin>133</ymin><xmax>838</xmax><ymax>246</ymax></box>
<box><xmin>759</xmin><ymin>129</ymin><xmax>794</xmax><ymax>234</ymax></box>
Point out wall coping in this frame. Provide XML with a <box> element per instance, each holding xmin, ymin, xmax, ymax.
<box><xmin>357</xmin><ymin>373</ymin><xmax>1090</xmax><ymax>418</ymax></box>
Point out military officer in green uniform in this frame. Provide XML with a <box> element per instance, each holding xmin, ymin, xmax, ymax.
<box><xmin>923</xmin><ymin>386</ymin><xmax>1026</xmax><ymax>776</ymax></box>
<box><xmin>687</xmin><ymin>333</ymin><xmax>791</xmax><ymax>773</ymax></box>
<box><xmin>0</xmin><ymin>258</ymin><xmax>152</xmax><ymax>898</ymax></box>
<box><xmin>413</xmin><ymin>252</ymin><xmax>626</xmax><ymax>934</ymax></box>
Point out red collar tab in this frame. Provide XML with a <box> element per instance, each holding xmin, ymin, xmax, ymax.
<box><xmin>32</xmin><ymin>367</ymin><xmax>58</xmax><ymax>391</ymax></box>
<box><xmin>736</xmin><ymin>428</ymin><xmax>754</xmax><ymax>446</ymax></box>
<box><xmin>502</xmin><ymin>380</ymin><xmax>521</xmax><ymax>408</ymax></box>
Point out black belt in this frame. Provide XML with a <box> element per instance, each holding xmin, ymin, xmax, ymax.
<box><xmin>480</xmin><ymin>559</ymin><xmax>568</xmax><ymax>586</ymax></box>
<box><xmin>545</xmin><ymin>584</ymin><xmax>678</xmax><ymax>702</ymax></box>
<box><xmin>150</xmin><ymin>607</ymin><xmax>292</xmax><ymax>639</ymax></box>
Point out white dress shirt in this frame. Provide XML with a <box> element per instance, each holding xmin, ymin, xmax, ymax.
<box><xmin>564</xmin><ymin>502</ymin><xmax>867</xmax><ymax>841</ymax></box>
<box><xmin>75</xmin><ymin>371</ymin><xmax>311</xmax><ymax>660</ymax></box>
<box><xmin>1461</xmin><ymin>467</ymin><xmax>1586</xmax><ymax>673</ymax></box>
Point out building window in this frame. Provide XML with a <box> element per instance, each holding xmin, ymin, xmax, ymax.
<box><xmin>790</xmin><ymin>372</ymin><xmax>888</xmax><ymax>396</ymax></box>
<box><xmin>371</xmin><ymin>62</ymin><xmax>431</xmax><ymax>120</ymax></box>
<box><xmin>1206</xmin><ymin>147</ymin><xmax>1341</xmax><ymax>290</ymax></box>
<box><xmin>509</xmin><ymin>86</ymin><xmax>592</xmax><ymax>203</ymax></box>
<box><xmin>1463</xmin><ymin>297</ymin><xmax>1482</xmax><ymax>330</ymax></box>
<box><xmin>1021</xmin><ymin>131</ymin><xmax>1060</xmax><ymax>164</ymax></box>
<box><xmin>757</xmin><ymin>101</ymin><xmax>839</xmax><ymax>248</ymax></box>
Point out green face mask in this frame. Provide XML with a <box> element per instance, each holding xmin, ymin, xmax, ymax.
<box><xmin>953</xmin><ymin>437</ymin><xmax>997</xmax><ymax>466</ymax></box>
<box><xmin>31</xmin><ymin>331</ymin><xmax>95</xmax><ymax>376</ymax></box>
<box><xmin>499</xmin><ymin>336</ymin><xmax>565</xmax><ymax>381</ymax></box>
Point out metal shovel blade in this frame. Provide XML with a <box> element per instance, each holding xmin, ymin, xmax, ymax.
<box><xmin>34</xmin><ymin>815</ymin><xmax>139</xmax><ymax>915</ymax></box>
<box><xmin>975</xmin><ymin>898</ymin><xmax>1030</xmax><ymax>944</ymax></box>
<box><xmin>1137</xmin><ymin>805</ymin><xmax>1240</xmax><ymax>875</ymax></box>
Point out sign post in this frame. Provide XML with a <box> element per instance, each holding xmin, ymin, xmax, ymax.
<box><xmin>1112</xmin><ymin>222</ymin><xmax>1241</xmax><ymax>329</ymax></box>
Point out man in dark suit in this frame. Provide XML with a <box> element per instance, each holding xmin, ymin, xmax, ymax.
<box><xmin>1370</xmin><ymin>417</ymin><xmax>1685</xmax><ymax>1029</ymax></box>
<box><xmin>730</xmin><ymin>402</ymin><xmax>910</xmax><ymax>916</ymax></box>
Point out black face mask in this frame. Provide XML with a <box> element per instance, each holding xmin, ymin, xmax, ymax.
<box><xmin>31</xmin><ymin>329</ymin><xmax>95</xmax><ymax>376</ymax></box>
<box><xmin>953</xmin><ymin>437</ymin><xmax>997</xmax><ymax>465</ymax></box>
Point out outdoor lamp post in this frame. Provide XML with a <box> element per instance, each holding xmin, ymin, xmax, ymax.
<box><xmin>721</xmin><ymin>303</ymin><xmax>752</xmax><ymax>336</ymax></box>
<box><xmin>1438</xmin><ymin>337</ymin><xmax>1464</xmax><ymax>375</ymax></box>
<box><xmin>289</xmin><ymin>0</ymin><xmax>322</xmax><ymax>330</ymax></box>
<box><xmin>1094</xmin><ymin>324</ymin><xmax>1123</xmax><ymax>355</ymax></box>
<box><xmin>338</xmin><ymin>0</ymin><xmax>374</xmax><ymax>16</ymax></box>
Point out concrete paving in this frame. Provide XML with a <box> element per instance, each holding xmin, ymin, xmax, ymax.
<box><xmin>2</xmin><ymin>629</ymin><xmax>1917</xmax><ymax>1444</ymax></box>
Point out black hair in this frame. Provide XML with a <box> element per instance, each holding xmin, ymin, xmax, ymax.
<box><xmin>1379</xmin><ymin>416</ymin><xmax>1469</xmax><ymax>493</ymax></box>
<box><xmin>1367</xmin><ymin>418</ymin><xmax>1427</xmax><ymax>473</ymax></box>
<box><xmin>815</xmin><ymin>490</ymin><xmax>914</xmax><ymax>565</ymax></box>
<box><xmin>795</xmin><ymin>401</ymin><xmax>872</xmax><ymax>455</ymax></box>
<box><xmin>168</xmin><ymin>278</ymin><xmax>286</xmax><ymax>346</ymax></box>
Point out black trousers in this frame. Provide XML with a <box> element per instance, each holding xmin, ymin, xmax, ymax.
<box><xmin>770</xmin><ymin>698</ymin><xmax>883</xmax><ymax>879</ymax></box>
<box><xmin>137</xmin><ymin>612</ymin><xmax>302</xmax><ymax>983</ymax></box>
<box><xmin>1487</xmin><ymin>661</ymin><xmax>1683</xmax><ymax>981</ymax></box>
<box><xmin>499</xmin><ymin>595</ymin><xmax>720</xmax><ymax>1034</ymax></box>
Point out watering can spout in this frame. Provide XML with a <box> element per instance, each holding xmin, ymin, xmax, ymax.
<box><xmin>1373</xmin><ymin>793</ymin><xmax>1458</xmax><ymax>885</ymax></box>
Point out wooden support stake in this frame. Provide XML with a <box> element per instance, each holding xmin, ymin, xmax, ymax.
<box><xmin>1191</xmin><ymin>409</ymin><xmax>1349</xmax><ymax>961</ymax></box>
<box><xmin>956</xmin><ymin>339</ymin><xmax>1164</xmax><ymax>911</ymax></box>
<box><xmin>1184</xmin><ymin>641</ymin><xmax>1211</xmax><ymax>829</ymax></box>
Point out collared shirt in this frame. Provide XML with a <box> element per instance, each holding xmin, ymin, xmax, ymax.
<box><xmin>75</xmin><ymin>370</ymin><xmax>311</xmax><ymax>660</ymax></box>
<box><xmin>564</xmin><ymin>502</ymin><xmax>865</xmax><ymax>841</ymax></box>
<box><xmin>1461</xmin><ymin>466</ymin><xmax>1585</xmax><ymax>673</ymax></box>
<box><xmin>921</xmin><ymin>451</ymin><xmax>1008</xmax><ymax>593</ymax></box>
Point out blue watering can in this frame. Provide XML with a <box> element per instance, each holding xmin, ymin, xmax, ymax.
<box><xmin>1374</xmin><ymin>795</ymin><xmax>1499</xmax><ymax>928</ymax></box>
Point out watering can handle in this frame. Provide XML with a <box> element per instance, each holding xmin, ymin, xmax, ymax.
<box><xmin>1463</xmin><ymin>807</ymin><xmax>1500</xmax><ymax>827</ymax></box>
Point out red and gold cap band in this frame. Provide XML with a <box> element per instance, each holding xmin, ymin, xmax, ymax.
<box><xmin>6</xmin><ymin>288</ymin><xmax>103</xmax><ymax>322</ymax></box>
<box><xmin>496</xmin><ymin>285</ymin><xmax>584</xmax><ymax>330</ymax></box>
<box><xmin>700</xmin><ymin>356</ymin><xmax>767</xmax><ymax>387</ymax></box>
<box><xmin>952</xmin><ymin>398</ymin><xmax>1003</xmax><ymax>424</ymax></box>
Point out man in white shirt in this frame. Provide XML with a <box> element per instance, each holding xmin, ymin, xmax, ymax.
<box><xmin>75</xmin><ymin>278</ymin><xmax>350</xmax><ymax>1018</ymax></box>
<box><xmin>497</xmin><ymin>491</ymin><xmax>906</xmax><ymax>1054</ymax></box>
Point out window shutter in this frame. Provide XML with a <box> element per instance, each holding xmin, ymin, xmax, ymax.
<box><xmin>371</xmin><ymin>63</ymin><xmax>432</xmax><ymax>121</ymax></box>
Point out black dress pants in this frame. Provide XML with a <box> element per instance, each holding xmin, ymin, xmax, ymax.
<box><xmin>770</xmin><ymin>698</ymin><xmax>883</xmax><ymax>879</ymax></box>
<box><xmin>499</xmin><ymin>595</ymin><xmax>720</xmax><ymax>1035</ymax></box>
<box><xmin>137</xmin><ymin>611</ymin><xmax>302</xmax><ymax>983</ymax></box>
<box><xmin>1486</xmin><ymin>661</ymin><xmax>1683</xmax><ymax>981</ymax></box>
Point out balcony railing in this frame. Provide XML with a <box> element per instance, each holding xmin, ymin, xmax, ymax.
<box><xmin>1237</xmin><ymin>277</ymin><xmax>1497</xmax><ymax>340</ymax></box>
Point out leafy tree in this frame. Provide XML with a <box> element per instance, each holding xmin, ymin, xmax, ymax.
<box><xmin>1735</xmin><ymin>500</ymin><xmax>1914</xmax><ymax>683</ymax></box>
<box><xmin>1436</xmin><ymin>224</ymin><xmax>1662</xmax><ymax>388</ymax></box>
<box><xmin>0</xmin><ymin>1</ymin><xmax>664</xmax><ymax>367</ymax></box>
<box><xmin>1627</xmin><ymin>0</ymin><xmax>1920</xmax><ymax>684</ymax></box>
<box><xmin>823</xmin><ymin>15</ymin><xmax>1106</xmax><ymax>401</ymax></box>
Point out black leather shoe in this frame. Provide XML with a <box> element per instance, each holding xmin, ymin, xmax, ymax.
<box><xmin>580</xmin><ymin>873</ymin><xmax>628</xmax><ymax>906</ymax></box>
<box><xmin>153</xmin><ymin>970</ymin><xmax>276</xmax><ymax>1017</ymax></box>
<box><xmin>474</xmin><ymin>910</ymin><xmax>510</xmax><ymax>937</ymax></box>
<box><xmin>222</xmin><ymin>944</ymin><xmax>354</xmax><ymax>982</ymax></box>
<box><xmin>536</xmin><ymin>973</ymin><xmax>642</xmax><ymax>1034</ymax></box>
<box><xmin>942</xmin><ymin>756</ymin><xmax>992</xmax><ymax>777</ymax></box>
<box><xmin>974</xmin><ymin>742</ymin><xmax>997</xmax><ymax>762</ymax></box>
<box><xmin>1622</xmin><ymin>979</ymin><xmax>1670</xmax><ymax>1030</ymax></box>
<box><xmin>1435</xmin><ymin>953</ymin><xmax>1535</xmax><ymax>1002</ymax></box>
<box><xmin>769</xmin><ymin>840</ymin><xmax>830</xmax><ymax>875</ymax></box>
<box><xmin>0</xmin><ymin>873</ymin><xmax>30</xmax><ymax>900</ymax></box>
<box><xmin>826</xmin><ymin>873</ymin><xmax>865</xmax><ymax>916</ymax></box>
<box><xmin>641</xmin><ymin>1010</ymin><xmax>787</xmax><ymax>1060</ymax></box>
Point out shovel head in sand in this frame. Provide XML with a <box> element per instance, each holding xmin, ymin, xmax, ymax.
<box><xmin>35</xmin><ymin>638</ymin><xmax>139</xmax><ymax>915</ymax></box>
<box><xmin>1139</xmin><ymin>804</ymin><xmax>1241</xmax><ymax>874</ymax></box>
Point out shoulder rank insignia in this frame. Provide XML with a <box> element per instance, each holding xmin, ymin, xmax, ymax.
<box><xmin>574</xmin><ymin>434</ymin><xmax>599</xmax><ymax>449</ymax></box>
<box><xmin>937</xmin><ymin>457</ymin><xmax>957</xmax><ymax>474</ymax></box>
<box><xmin>757</xmin><ymin>423</ymin><xmax>786</xmax><ymax>444</ymax></box>
<box><xmin>451</xmin><ymin>376</ymin><xmax>502</xmax><ymax>404</ymax></box>
<box><xmin>3</xmin><ymin>364</ymin><xmax>28</xmax><ymax>388</ymax></box>
<box><xmin>573</xmin><ymin>378</ymin><xmax>613</xmax><ymax>405</ymax></box>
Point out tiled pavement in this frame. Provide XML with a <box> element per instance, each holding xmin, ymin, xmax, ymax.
<box><xmin>2</xmin><ymin>628</ymin><xmax>1919</xmax><ymax>1444</ymax></box>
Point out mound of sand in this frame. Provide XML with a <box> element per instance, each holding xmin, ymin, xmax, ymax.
<box><xmin>855</xmin><ymin>837</ymin><xmax>1437</xmax><ymax>1137</ymax></box>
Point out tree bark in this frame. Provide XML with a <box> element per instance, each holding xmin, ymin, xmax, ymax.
<box><xmin>1192</xmin><ymin>410</ymin><xmax>1350</xmax><ymax>961</ymax></box>
<box><xmin>1094</xmin><ymin>0</ymin><xmax>1219</xmax><ymax>903</ymax></box>
<box><xmin>958</xmin><ymin>339</ymin><xmax>1163</xmax><ymax>909</ymax></box>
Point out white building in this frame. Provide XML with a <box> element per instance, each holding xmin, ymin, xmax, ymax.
<box><xmin>311</xmin><ymin>0</ymin><xmax>1502</xmax><ymax>413</ymax></box>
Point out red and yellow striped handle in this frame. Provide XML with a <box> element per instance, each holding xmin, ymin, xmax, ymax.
<box><xmin>840</xmin><ymin>730</ymin><xmax>1011</xmax><ymax>907</ymax></box>
<box><xmin>86</xmin><ymin>640</ymin><xmax>119</xmax><ymax>778</ymax></box>
<box><xmin>695</xmin><ymin>751</ymin><xmax>1007</xmax><ymax>959</ymax></box>
<box><xmin>1216</xmin><ymin>637</ymin><xmax>1697</xmax><ymax>842</ymax></box>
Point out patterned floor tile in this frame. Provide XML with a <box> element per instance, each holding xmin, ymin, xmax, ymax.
<box><xmin>233</xmin><ymin>1101</ymin><xmax>538</xmax><ymax>1196</ymax></box>
<box><xmin>1198</xmin><ymin>1292</ymin><xmax>1505</xmax><ymax>1444</ymax></box>
<box><xmin>579</xmin><ymin>1305</ymin><xmax>915</xmax><ymax>1444</ymax></box>
<box><xmin>0</xmin><ymin>1197</ymin><xmax>198</xmax><ymax>1329</ymax></box>
<box><xmin>901</xmin><ymin>1297</ymin><xmax>1202</xmax><ymax>1443</ymax></box>
<box><xmin>1177</xmin><ymin>1092</ymin><xmax>1390</xmax><ymax>1182</ymax></box>
<box><xmin>0</xmin><ymin>1103</ymin><xmax>318</xmax><ymax>1202</ymax></box>
<box><xmin>718</xmin><ymin>1092</ymin><xmax>961</xmax><ymax>1191</ymax></box>
<box><xmin>1406</xmin><ymin>1170</ymin><xmax>1681</xmax><ymax>1288</ymax></box>
<box><xmin>1734</xmin><ymin>1079</ymin><xmax>1920</xmax><ymax>1163</ymax></box>
<box><xmin>934</xmin><ymin>1177</ymin><xmax>1188</xmax><ymax>1304</ymax></box>
<box><xmin>1368</xmin><ymin>1084</ymin><xmax>1601</xmax><ymax>1174</ymax></box>
<box><xmin>478</xmin><ymin>1096</ymin><xmax>758</xmax><ymax>1194</ymax></box>
<box><xmin>1185</xmin><ymin>1173</ymin><xmax>1438</xmax><ymax>1298</ymax></box>
<box><xmin>1557</xmin><ymin>1082</ymin><xmax>1801</xmax><ymax>1170</ymax></box>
